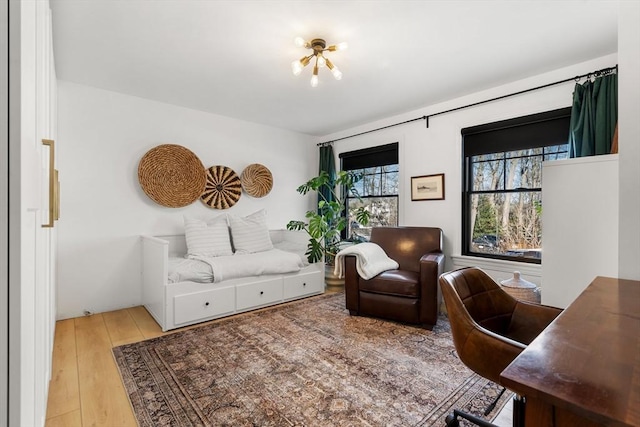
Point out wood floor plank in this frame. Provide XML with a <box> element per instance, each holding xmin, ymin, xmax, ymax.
<box><xmin>74</xmin><ymin>314</ymin><xmax>137</xmax><ymax>427</ymax></box>
<box><xmin>45</xmin><ymin>409</ymin><xmax>82</xmax><ymax>427</ymax></box>
<box><xmin>127</xmin><ymin>306</ymin><xmax>166</xmax><ymax>339</ymax></box>
<box><xmin>46</xmin><ymin>319</ymin><xmax>81</xmax><ymax>420</ymax></box>
<box><xmin>102</xmin><ymin>309</ymin><xmax>145</xmax><ymax>347</ymax></box>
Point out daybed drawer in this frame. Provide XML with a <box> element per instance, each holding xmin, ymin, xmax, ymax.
<box><xmin>174</xmin><ymin>286</ymin><xmax>235</xmax><ymax>326</ymax></box>
<box><xmin>236</xmin><ymin>278</ymin><xmax>283</xmax><ymax>311</ymax></box>
<box><xmin>283</xmin><ymin>271</ymin><xmax>324</xmax><ymax>299</ymax></box>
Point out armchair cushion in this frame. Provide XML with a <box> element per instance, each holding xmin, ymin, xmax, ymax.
<box><xmin>359</xmin><ymin>270</ymin><xmax>420</xmax><ymax>297</ymax></box>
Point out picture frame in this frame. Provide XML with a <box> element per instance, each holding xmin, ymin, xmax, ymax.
<box><xmin>411</xmin><ymin>173</ymin><xmax>445</xmax><ymax>201</ymax></box>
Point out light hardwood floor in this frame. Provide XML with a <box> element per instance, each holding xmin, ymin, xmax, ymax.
<box><xmin>45</xmin><ymin>306</ymin><xmax>164</xmax><ymax>427</ymax></box>
<box><xmin>45</xmin><ymin>295</ymin><xmax>336</xmax><ymax>427</ymax></box>
<box><xmin>45</xmin><ymin>298</ymin><xmax>512</xmax><ymax>427</ymax></box>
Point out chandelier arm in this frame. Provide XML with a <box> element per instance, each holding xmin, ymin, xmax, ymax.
<box><xmin>325</xmin><ymin>58</ymin><xmax>334</xmax><ymax>70</ymax></box>
<box><xmin>292</xmin><ymin>37</ymin><xmax>345</xmax><ymax>83</ymax></box>
<box><xmin>301</xmin><ymin>55</ymin><xmax>313</xmax><ymax>67</ymax></box>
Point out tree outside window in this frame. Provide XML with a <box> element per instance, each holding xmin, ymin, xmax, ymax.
<box><xmin>339</xmin><ymin>143</ymin><xmax>399</xmax><ymax>242</ymax></box>
<box><xmin>462</xmin><ymin>107</ymin><xmax>572</xmax><ymax>263</ymax></box>
<box><xmin>346</xmin><ymin>165</ymin><xmax>398</xmax><ymax>241</ymax></box>
<box><xmin>468</xmin><ymin>146</ymin><xmax>567</xmax><ymax>261</ymax></box>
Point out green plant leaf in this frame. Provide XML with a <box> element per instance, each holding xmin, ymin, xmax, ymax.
<box><xmin>286</xmin><ymin>220</ymin><xmax>307</xmax><ymax>231</ymax></box>
<box><xmin>305</xmin><ymin>239</ymin><xmax>324</xmax><ymax>264</ymax></box>
<box><xmin>308</xmin><ymin>215</ymin><xmax>328</xmax><ymax>239</ymax></box>
<box><xmin>355</xmin><ymin>207</ymin><xmax>370</xmax><ymax>225</ymax></box>
<box><xmin>288</xmin><ymin>169</ymin><xmax>367</xmax><ymax>264</ymax></box>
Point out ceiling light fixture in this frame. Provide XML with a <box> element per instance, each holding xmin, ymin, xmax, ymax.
<box><xmin>291</xmin><ymin>37</ymin><xmax>347</xmax><ymax>87</ymax></box>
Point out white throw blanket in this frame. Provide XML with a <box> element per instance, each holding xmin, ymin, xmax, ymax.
<box><xmin>193</xmin><ymin>249</ymin><xmax>304</xmax><ymax>283</ymax></box>
<box><xmin>333</xmin><ymin>242</ymin><xmax>399</xmax><ymax>280</ymax></box>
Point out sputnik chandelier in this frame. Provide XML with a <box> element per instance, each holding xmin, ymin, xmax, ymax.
<box><xmin>291</xmin><ymin>37</ymin><xmax>347</xmax><ymax>87</ymax></box>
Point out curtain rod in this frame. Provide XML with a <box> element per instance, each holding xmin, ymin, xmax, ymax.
<box><xmin>317</xmin><ymin>64</ymin><xmax>618</xmax><ymax>146</ymax></box>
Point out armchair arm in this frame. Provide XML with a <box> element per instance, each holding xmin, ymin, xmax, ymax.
<box><xmin>344</xmin><ymin>255</ymin><xmax>360</xmax><ymax>313</ymax></box>
<box><xmin>507</xmin><ymin>301</ymin><xmax>563</xmax><ymax>345</ymax></box>
<box><xmin>418</xmin><ymin>252</ymin><xmax>445</xmax><ymax>325</ymax></box>
<box><xmin>420</xmin><ymin>252</ymin><xmax>445</xmax><ymax>273</ymax></box>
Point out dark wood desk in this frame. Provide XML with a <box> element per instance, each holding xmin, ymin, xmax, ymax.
<box><xmin>500</xmin><ymin>276</ymin><xmax>640</xmax><ymax>427</ymax></box>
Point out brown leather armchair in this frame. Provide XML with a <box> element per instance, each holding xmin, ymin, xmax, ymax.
<box><xmin>439</xmin><ymin>267</ymin><xmax>562</xmax><ymax>426</ymax></box>
<box><xmin>344</xmin><ymin>226</ymin><xmax>444</xmax><ymax>329</ymax></box>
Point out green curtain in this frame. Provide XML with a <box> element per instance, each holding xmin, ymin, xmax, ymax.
<box><xmin>318</xmin><ymin>144</ymin><xmax>336</xmax><ymax>210</ymax></box>
<box><xmin>569</xmin><ymin>73</ymin><xmax>618</xmax><ymax>157</ymax></box>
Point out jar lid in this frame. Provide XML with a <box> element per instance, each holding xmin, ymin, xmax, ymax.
<box><xmin>500</xmin><ymin>271</ymin><xmax>537</xmax><ymax>289</ymax></box>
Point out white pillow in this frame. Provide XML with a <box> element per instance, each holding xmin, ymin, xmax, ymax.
<box><xmin>184</xmin><ymin>215</ymin><xmax>233</xmax><ymax>258</ymax></box>
<box><xmin>228</xmin><ymin>209</ymin><xmax>273</xmax><ymax>254</ymax></box>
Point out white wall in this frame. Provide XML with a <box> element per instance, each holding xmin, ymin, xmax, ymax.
<box><xmin>542</xmin><ymin>155</ymin><xmax>619</xmax><ymax>308</ymax></box>
<box><xmin>618</xmin><ymin>1</ymin><xmax>640</xmax><ymax>280</ymax></box>
<box><xmin>321</xmin><ymin>54</ymin><xmax>618</xmax><ymax>290</ymax></box>
<box><xmin>56</xmin><ymin>81</ymin><xmax>317</xmax><ymax>319</ymax></box>
<box><xmin>1</xmin><ymin>0</ymin><xmax>9</xmax><ymax>422</ymax></box>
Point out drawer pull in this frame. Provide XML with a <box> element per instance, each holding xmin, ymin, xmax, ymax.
<box><xmin>260</xmin><ymin>291</ymin><xmax>264</xmax><ymax>295</ymax></box>
<box><xmin>205</xmin><ymin>302</ymin><xmax>210</xmax><ymax>307</ymax></box>
<box><xmin>303</xmin><ymin>283</ymin><xmax>306</xmax><ymax>287</ymax></box>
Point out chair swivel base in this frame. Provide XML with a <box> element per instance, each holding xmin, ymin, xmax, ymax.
<box><xmin>445</xmin><ymin>409</ymin><xmax>497</xmax><ymax>427</ymax></box>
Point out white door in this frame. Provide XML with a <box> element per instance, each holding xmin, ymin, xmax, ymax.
<box><xmin>2</xmin><ymin>0</ymin><xmax>10</xmax><ymax>424</ymax></box>
<box><xmin>7</xmin><ymin>1</ymin><xmax>58</xmax><ymax>426</ymax></box>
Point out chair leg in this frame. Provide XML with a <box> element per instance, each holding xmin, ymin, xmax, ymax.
<box><xmin>512</xmin><ymin>395</ymin><xmax>525</xmax><ymax>427</ymax></box>
<box><xmin>444</xmin><ymin>409</ymin><xmax>497</xmax><ymax>427</ymax></box>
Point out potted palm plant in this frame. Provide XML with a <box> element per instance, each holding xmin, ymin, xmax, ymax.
<box><xmin>287</xmin><ymin>170</ymin><xmax>370</xmax><ymax>272</ymax></box>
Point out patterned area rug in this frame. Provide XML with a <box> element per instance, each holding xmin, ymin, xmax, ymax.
<box><xmin>113</xmin><ymin>293</ymin><xmax>511</xmax><ymax>426</ymax></box>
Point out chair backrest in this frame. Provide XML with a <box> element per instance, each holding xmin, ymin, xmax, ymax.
<box><xmin>439</xmin><ymin>267</ymin><xmax>523</xmax><ymax>383</ymax></box>
<box><xmin>370</xmin><ymin>226</ymin><xmax>442</xmax><ymax>272</ymax></box>
<box><xmin>440</xmin><ymin>267</ymin><xmax>517</xmax><ymax>336</ymax></box>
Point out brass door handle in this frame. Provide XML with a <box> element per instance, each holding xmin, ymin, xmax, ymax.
<box><xmin>42</xmin><ymin>139</ymin><xmax>59</xmax><ymax>228</ymax></box>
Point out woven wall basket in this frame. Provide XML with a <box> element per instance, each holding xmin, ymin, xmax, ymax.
<box><xmin>138</xmin><ymin>144</ymin><xmax>206</xmax><ymax>208</ymax></box>
<box><xmin>201</xmin><ymin>165</ymin><xmax>242</xmax><ymax>209</ymax></box>
<box><xmin>241</xmin><ymin>163</ymin><xmax>273</xmax><ymax>198</ymax></box>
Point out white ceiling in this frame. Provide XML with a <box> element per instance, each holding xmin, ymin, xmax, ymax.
<box><xmin>50</xmin><ymin>0</ymin><xmax>618</xmax><ymax>136</ymax></box>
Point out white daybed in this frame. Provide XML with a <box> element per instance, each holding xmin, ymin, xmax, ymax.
<box><xmin>141</xmin><ymin>229</ymin><xmax>324</xmax><ymax>331</ymax></box>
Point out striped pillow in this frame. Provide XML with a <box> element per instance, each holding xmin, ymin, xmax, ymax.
<box><xmin>228</xmin><ymin>209</ymin><xmax>273</xmax><ymax>254</ymax></box>
<box><xmin>184</xmin><ymin>215</ymin><xmax>233</xmax><ymax>258</ymax></box>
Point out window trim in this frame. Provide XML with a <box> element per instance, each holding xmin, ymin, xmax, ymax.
<box><xmin>461</xmin><ymin>107</ymin><xmax>572</xmax><ymax>264</ymax></box>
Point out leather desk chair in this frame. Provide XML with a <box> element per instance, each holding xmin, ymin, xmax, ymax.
<box><xmin>344</xmin><ymin>226</ymin><xmax>444</xmax><ymax>329</ymax></box>
<box><xmin>439</xmin><ymin>267</ymin><xmax>562</xmax><ymax>426</ymax></box>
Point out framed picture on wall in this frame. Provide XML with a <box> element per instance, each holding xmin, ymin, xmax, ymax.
<box><xmin>411</xmin><ymin>173</ymin><xmax>445</xmax><ymax>201</ymax></box>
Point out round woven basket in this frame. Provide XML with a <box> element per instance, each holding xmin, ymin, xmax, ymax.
<box><xmin>201</xmin><ymin>165</ymin><xmax>242</xmax><ymax>209</ymax></box>
<box><xmin>241</xmin><ymin>163</ymin><xmax>273</xmax><ymax>198</ymax></box>
<box><xmin>500</xmin><ymin>271</ymin><xmax>541</xmax><ymax>303</ymax></box>
<box><xmin>138</xmin><ymin>144</ymin><xmax>206</xmax><ymax>208</ymax></box>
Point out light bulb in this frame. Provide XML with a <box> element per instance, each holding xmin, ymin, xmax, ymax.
<box><xmin>294</xmin><ymin>37</ymin><xmax>305</xmax><ymax>47</ymax></box>
<box><xmin>310</xmin><ymin>75</ymin><xmax>319</xmax><ymax>87</ymax></box>
<box><xmin>291</xmin><ymin>60</ymin><xmax>303</xmax><ymax>76</ymax></box>
<box><xmin>331</xmin><ymin>66</ymin><xmax>342</xmax><ymax>80</ymax></box>
<box><xmin>328</xmin><ymin>42</ymin><xmax>349</xmax><ymax>52</ymax></box>
<box><xmin>317</xmin><ymin>55</ymin><xmax>326</xmax><ymax>68</ymax></box>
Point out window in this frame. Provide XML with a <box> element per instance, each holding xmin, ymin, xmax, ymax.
<box><xmin>339</xmin><ymin>143</ymin><xmax>399</xmax><ymax>241</ymax></box>
<box><xmin>462</xmin><ymin>108</ymin><xmax>572</xmax><ymax>263</ymax></box>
